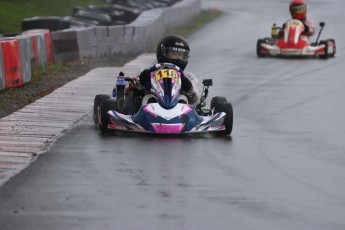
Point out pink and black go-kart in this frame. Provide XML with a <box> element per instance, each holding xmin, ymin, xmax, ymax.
<box><xmin>93</xmin><ymin>63</ymin><xmax>233</xmax><ymax>136</ymax></box>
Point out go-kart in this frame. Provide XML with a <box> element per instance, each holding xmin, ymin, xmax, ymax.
<box><xmin>257</xmin><ymin>19</ymin><xmax>336</xmax><ymax>59</ymax></box>
<box><xmin>93</xmin><ymin>63</ymin><xmax>233</xmax><ymax>135</ymax></box>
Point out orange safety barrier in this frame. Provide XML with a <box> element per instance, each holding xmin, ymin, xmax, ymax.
<box><xmin>0</xmin><ymin>39</ymin><xmax>24</xmax><ymax>88</ymax></box>
<box><xmin>21</xmin><ymin>32</ymin><xmax>44</xmax><ymax>67</ymax></box>
<box><xmin>31</xmin><ymin>35</ymin><xmax>39</xmax><ymax>66</ymax></box>
<box><xmin>16</xmin><ymin>35</ymin><xmax>33</xmax><ymax>84</ymax></box>
<box><xmin>0</xmin><ymin>44</ymin><xmax>5</xmax><ymax>91</ymax></box>
<box><xmin>21</xmin><ymin>29</ymin><xmax>54</xmax><ymax>68</ymax></box>
<box><xmin>43</xmin><ymin>31</ymin><xmax>54</xmax><ymax>66</ymax></box>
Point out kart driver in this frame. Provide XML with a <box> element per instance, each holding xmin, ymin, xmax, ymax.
<box><xmin>136</xmin><ymin>35</ymin><xmax>200</xmax><ymax>106</ymax></box>
<box><xmin>279</xmin><ymin>0</ymin><xmax>315</xmax><ymax>38</ymax></box>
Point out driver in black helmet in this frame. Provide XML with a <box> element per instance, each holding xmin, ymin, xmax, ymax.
<box><xmin>137</xmin><ymin>35</ymin><xmax>200</xmax><ymax>105</ymax></box>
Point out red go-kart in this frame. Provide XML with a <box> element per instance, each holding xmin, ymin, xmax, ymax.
<box><xmin>257</xmin><ymin>19</ymin><xmax>336</xmax><ymax>59</ymax></box>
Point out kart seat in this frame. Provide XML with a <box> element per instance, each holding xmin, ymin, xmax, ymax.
<box><xmin>141</xmin><ymin>94</ymin><xmax>157</xmax><ymax>106</ymax></box>
<box><xmin>177</xmin><ymin>94</ymin><xmax>188</xmax><ymax>104</ymax></box>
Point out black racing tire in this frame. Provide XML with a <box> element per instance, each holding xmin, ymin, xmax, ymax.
<box><xmin>21</xmin><ymin>16</ymin><xmax>70</xmax><ymax>31</ymax></box>
<box><xmin>124</xmin><ymin>92</ymin><xmax>140</xmax><ymax>115</ymax></box>
<box><xmin>212</xmin><ymin>101</ymin><xmax>233</xmax><ymax>136</ymax></box>
<box><xmin>256</xmin><ymin>39</ymin><xmax>266</xmax><ymax>58</ymax></box>
<box><xmin>93</xmin><ymin>94</ymin><xmax>110</xmax><ymax>125</ymax></box>
<box><xmin>63</xmin><ymin>16</ymin><xmax>100</xmax><ymax>27</ymax></box>
<box><xmin>210</xmin><ymin>96</ymin><xmax>227</xmax><ymax>109</ymax></box>
<box><xmin>98</xmin><ymin>98</ymin><xmax>117</xmax><ymax>133</ymax></box>
<box><xmin>116</xmin><ymin>86</ymin><xmax>125</xmax><ymax>112</ymax></box>
<box><xmin>72</xmin><ymin>6</ymin><xmax>112</xmax><ymax>26</ymax></box>
<box><xmin>319</xmin><ymin>40</ymin><xmax>328</xmax><ymax>59</ymax></box>
<box><xmin>328</xmin><ymin>39</ymin><xmax>336</xmax><ymax>57</ymax></box>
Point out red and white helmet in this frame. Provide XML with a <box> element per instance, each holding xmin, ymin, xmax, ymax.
<box><xmin>290</xmin><ymin>0</ymin><xmax>307</xmax><ymax>20</ymax></box>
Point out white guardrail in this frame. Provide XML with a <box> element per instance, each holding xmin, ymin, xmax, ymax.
<box><xmin>0</xmin><ymin>0</ymin><xmax>201</xmax><ymax>92</ymax></box>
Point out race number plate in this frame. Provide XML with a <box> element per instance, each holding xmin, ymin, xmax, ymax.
<box><xmin>287</xmin><ymin>19</ymin><xmax>302</xmax><ymax>28</ymax></box>
<box><xmin>155</xmin><ymin>69</ymin><xmax>179</xmax><ymax>83</ymax></box>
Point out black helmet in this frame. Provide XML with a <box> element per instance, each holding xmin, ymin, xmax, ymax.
<box><xmin>156</xmin><ymin>35</ymin><xmax>190</xmax><ymax>70</ymax></box>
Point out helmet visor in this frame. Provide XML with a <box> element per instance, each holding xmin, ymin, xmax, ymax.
<box><xmin>290</xmin><ymin>4</ymin><xmax>306</xmax><ymax>15</ymax></box>
<box><xmin>162</xmin><ymin>47</ymin><xmax>189</xmax><ymax>62</ymax></box>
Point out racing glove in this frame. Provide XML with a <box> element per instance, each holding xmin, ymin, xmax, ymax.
<box><xmin>184</xmin><ymin>72</ymin><xmax>201</xmax><ymax>105</ymax></box>
<box><xmin>138</xmin><ymin>69</ymin><xmax>152</xmax><ymax>93</ymax></box>
<box><xmin>182</xmin><ymin>86</ymin><xmax>201</xmax><ymax>106</ymax></box>
<box><xmin>302</xmin><ymin>21</ymin><xmax>310</xmax><ymax>33</ymax></box>
<box><xmin>138</xmin><ymin>69</ymin><xmax>150</xmax><ymax>85</ymax></box>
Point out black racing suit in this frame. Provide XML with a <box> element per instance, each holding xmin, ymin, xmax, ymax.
<box><xmin>138</xmin><ymin>63</ymin><xmax>199</xmax><ymax>104</ymax></box>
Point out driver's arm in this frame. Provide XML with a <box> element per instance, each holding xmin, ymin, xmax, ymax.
<box><xmin>303</xmin><ymin>19</ymin><xmax>315</xmax><ymax>36</ymax></box>
<box><xmin>181</xmin><ymin>72</ymin><xmax>192</xmax><ymax>92</ymax></box>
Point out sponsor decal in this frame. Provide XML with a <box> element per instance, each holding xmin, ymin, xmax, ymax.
<box><xmin>175</xmin><ymin>42</ymin><xmax>185</xmax><ymax>47</ymax></box>
<box><xmin>109</xmin><ymin>118</ymin><xmax>127</xmax><ymax>130</ymax></box>
<box><xmin>172</xmin><ymin>47</ymin><xmax>186</xmax><ymax>52</ymax></box>
<box><xmin>281</xmin><ymin>49</ymin><xmax>301</xmax><ymax>55</ymax></box>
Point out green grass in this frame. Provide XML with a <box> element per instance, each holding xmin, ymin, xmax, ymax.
<box><xmin>0</xmin><ymin>0</ymin><xmax>104</xmax><ymax>33</ymax></box>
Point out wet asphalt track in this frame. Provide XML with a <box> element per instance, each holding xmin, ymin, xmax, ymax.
<box><xmin>1</xmin><ymin>0</ymin><xmax>345</xmax><ymax>229</ymax></box>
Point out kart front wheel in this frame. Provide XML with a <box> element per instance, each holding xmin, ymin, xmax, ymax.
<box><xmin>93</xmin><ymin>94</ymin><xmax>110</xmax><ymax>125</ymax></box>
<box><xmin>257</xmin><ymin>39</ymin><xmax>266</xmax><ymax>58</ymax></box>
<box><xmin>212</xmin><ymin>100</ymin><xmax>233</xmax><ymax>136</ymax></box>
<box><xmin>211</xmin><ymin>96</ymin><xmax>227</xmax><ymax>108</ymax></box>
<box><xmin>98</xmin><ymin>98</ymin><xmax>117</xmax><ymax>133</ymax></box>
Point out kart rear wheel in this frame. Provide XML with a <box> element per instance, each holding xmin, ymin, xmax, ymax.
<box><xmin>212</xmin><ymin>101</ymin><xmax>233</xmax><ymax>136</ymax></box>
<box><xmin>93</xmin><ymin>94</ymin><xmax>110</xmax><ymax>125</ymax></box>
<box><xmin>98</xmin><ymin>98</ymin><xmax>117</xmax><ymax>133</ymax></box>
<box><xmin>257</xmin><ymin>39</ymin><xmax>266</xmax><ymax>58</ymax></box>
<box><xmin>319</xmin><ymin>40</ymin><xmax>328</xmax><ymax>59</ymax></box>
<box><xmin>124</xmin><ymin>92</ymin><xmax>140</xmax><ymax>115</ymax></box>
<box><xmin>116</xmin><ymin>86</ymin><xmax>125</xmax><ymax>112</ymax></box>
<box><xmin>328</xmin><ymin>39</ymin><xmax>336</xmax><ymax>57</ymax></box>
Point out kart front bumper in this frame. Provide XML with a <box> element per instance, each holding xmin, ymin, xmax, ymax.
<box><xmin>261</xmin><ymin>43</ymin><xmax>325</xmax><ymax>57</ymax></box>
<box><xmin>106</xmin><ymin>103</ymin><xmax>227</xmax><ymax>134</ymax></box>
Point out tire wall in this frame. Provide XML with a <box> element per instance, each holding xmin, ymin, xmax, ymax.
<box><xmin>0</xmin><ymin>0</ymin><xmax>201</xmax><ymax>92</ymax></box>
<box><xmin>52</xmin><ymin>0</ymin><xmax>201</xmax><ymax>60</ymax></box>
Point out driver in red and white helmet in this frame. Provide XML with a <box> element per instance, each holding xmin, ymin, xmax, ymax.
<box><xmin>288</xmin><ymin>0</ymin><xmax>315</xmax><ymax>36</ymax></box>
